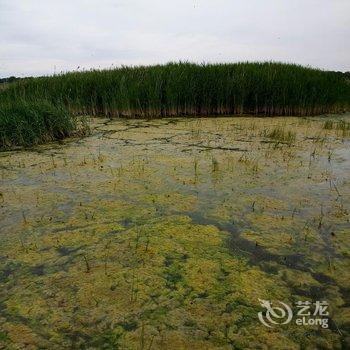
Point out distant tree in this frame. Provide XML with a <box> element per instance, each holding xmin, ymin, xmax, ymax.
<box><xmin>0</xmin><ymin>76</ymin><xmax>18</xmax><ymax>84</ymax></box>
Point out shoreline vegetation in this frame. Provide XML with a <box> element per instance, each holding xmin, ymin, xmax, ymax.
<box><xmin>0</xmin><ymin>101</ymin><xmax>81</xmax><ymax>150</ymax></box>
<box><xmin>0</xmin><ymin>62</ymin><xmax>350</xmax><ymax>149</ymax></box>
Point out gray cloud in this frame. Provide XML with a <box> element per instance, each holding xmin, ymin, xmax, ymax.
<box><xmin>0</xmin><ymin>0</ymin><xmax>349</xmax><ymax>77</ymax></box>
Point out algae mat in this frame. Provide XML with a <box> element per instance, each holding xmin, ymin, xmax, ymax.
<box><xmin>0</xmin><ymin>116</ymin><xmax>350</xmax><ymax>349</ymax></box>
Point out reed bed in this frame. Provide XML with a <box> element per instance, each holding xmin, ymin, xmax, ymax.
<box><xmin>1</xmin><ymin>62</ymin><xmax>349</xmax><ymax>118</ymax></box>
<box><xmin>0</xmin><ymin>100</ymin><xmax>76</xmax><ymax>149</ymax></box>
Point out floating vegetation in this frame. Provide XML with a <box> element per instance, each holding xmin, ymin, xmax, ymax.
<box><xmin>0</xmin><ymin>116</ymin><xmax>350</xmax><ymax>349</ymax></box>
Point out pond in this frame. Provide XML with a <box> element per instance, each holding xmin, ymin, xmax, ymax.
<box><xmin>0</xmin><ymin>116</ymin><xmax>349</xmax><ymax>349</ymax></box>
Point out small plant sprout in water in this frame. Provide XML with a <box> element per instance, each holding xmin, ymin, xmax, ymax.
<box><xmin>82</xmin><ymin>253</ymin><xmax>90</xmax><ymax>273</ymax></box>
<box><xmin>211</xmin><ymin>156</ymin><xmax>219</xmax><ymax>173</ymax></box>
<box><xmin>264</xmin><ymin>127</ymin><xmax>296</xmax><ymax>145</ymax></box>
<box><xmin>193</xmin><ymin>157</ymin><xmax>199</xmax><ymax>182</ymax></box>
<box><xmin>328</xmin><ymin>149</ymin><xmax>334</xmax><ymax>162</ymax></box>
<box><xmin>51</xmin><ymin>154</ymin><xmax>56</xmax><ymax>168</ymax></box>
<box><xmin>318</xmin><ymin>205</ymin><xmax>324</xmax><ymax>230</ymax></box>
<box><xmin>323</xmin><ymin>120</ymin><xmax>334</xmax><ymax>130</ymax></box>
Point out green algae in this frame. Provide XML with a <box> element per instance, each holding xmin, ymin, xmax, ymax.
<box><xmin>0</xmin><ymin>115</ymin><xmax>350</xmax><ymax>349</ymax></box>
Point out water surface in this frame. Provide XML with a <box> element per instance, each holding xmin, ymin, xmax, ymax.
<box><xmin>0</xmin><ymin>116</ymin><xmax>349</xmax><ymax>349</ymax></box>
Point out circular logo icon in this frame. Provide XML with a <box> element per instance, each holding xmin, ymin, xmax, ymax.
<box><xmin>258</xmin><ymin>298</ymin><xmax>293</xmax><ymax>327</ymax></box>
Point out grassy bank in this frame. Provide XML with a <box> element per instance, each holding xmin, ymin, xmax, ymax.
<box><xmin>0</xmin><ymin>100</ymin><xmax>76</xmax><ymax>149</ymax></box>
<box><xmin>1</xmin><ymin>62</ymin><xmax>349</xmax><ymax>117</ymax></box>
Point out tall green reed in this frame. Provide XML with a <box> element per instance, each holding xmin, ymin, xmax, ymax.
<box><xmin>1</xmin><ymin>62</ymin><xmax>349</xmax><ymax>118</ymax></box>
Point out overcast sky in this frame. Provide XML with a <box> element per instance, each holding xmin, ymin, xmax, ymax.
<box><xmin>0</xmin><ymin>0</ymin><xmax>349</xmax><ymax>77</ymax></box>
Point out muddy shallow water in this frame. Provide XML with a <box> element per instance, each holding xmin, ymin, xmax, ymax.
<box><xmin>0</xmin><ymin>116</ymin><xmax>350</xmax><ymax>349</ymax></box>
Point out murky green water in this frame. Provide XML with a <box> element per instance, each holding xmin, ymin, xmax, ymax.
<box><xmin>0</xmin><ymin>116</ymin><xmax>349</xmax><ymax>349</ymax></box>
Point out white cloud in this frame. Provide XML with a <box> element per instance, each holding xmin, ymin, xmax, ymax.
<box><xmin>0</xmin><ymin>0</ymin><xmax>349</xmax><ymax>76</ymax></box>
